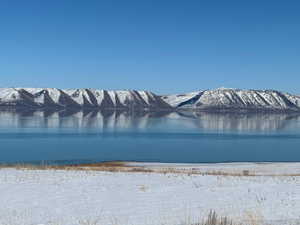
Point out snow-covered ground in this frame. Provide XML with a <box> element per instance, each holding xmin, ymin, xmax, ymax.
<box><xmin>0</xmin><ymin>163</ymin><xmax>300</xmax><ymax>225</ymax></box>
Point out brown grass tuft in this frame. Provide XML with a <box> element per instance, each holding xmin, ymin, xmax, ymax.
<box><xmin>194</xmin><ymin>210</ymin><xmax>238</xmax><ymax>225</ymax></box>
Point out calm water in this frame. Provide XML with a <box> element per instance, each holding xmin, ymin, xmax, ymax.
<box><xmin>1</xmin><ymin>109</ymin><xmax>300</xmax><ymax>164</ymax></box>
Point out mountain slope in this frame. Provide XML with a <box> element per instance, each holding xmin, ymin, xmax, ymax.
<box><xmin>162</xmin><ymin>88</ymin><xmax>300</xmax><ymax>111</ymax></box>
<box><xmin>0</xmin><ymin>88</ymin><xmax>171</xmax><ymax>110</ymax></box>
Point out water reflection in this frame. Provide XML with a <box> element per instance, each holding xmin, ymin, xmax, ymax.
<box><xmin>0</xmin><ymin>109</ymin><xmax>299</xmax><ymax>132</ymax></box>
<box><xmin>1</xmin><ymin>109</ymin><xmax>300</xmax><ymax>164</ymax></box>
<box><xmin>177</xmin><ymin>111</ymin><xmax>300</xmax><ymax>132</ymax></box>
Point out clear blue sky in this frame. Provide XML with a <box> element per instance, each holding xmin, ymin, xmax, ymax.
<box><xmin>1</xmin><ymin>0</ymin><xmax>300</xmax><ymax>94</ymax></box>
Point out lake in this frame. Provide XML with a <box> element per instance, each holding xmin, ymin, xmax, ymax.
<box><xmin>1</xmin><ymin>109</ymin><xmax>300</xmax><ymax>164</ymax></box>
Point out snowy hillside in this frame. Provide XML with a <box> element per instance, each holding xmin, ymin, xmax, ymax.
<box><xmin>162</xmin><ymin>88</ymin><xmax>300</xmax><ymax>111</ymax></box>
<box><xmin>0</xmin><ymin>88</ymin><xmax>171</xmax><ymax>109</ymax></box>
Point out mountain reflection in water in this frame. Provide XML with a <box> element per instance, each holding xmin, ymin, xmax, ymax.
<box><xmin>1</xmin><ymin>109</ymin><xmax>300</xmax><ymax>164</ymax></box>
<box><xmin>0</xmin><ymin>109</ymin><xmax>299</xmax><ymax>132</ymax></box>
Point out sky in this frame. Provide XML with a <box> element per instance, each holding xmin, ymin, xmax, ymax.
<box><xmin>0</xmin><ymin>0</ymin><xmax>300</xmax><ymax>94</ymax></box>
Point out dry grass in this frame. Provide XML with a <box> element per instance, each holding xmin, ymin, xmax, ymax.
<box><xmin>1</xmin><ymin>161</ymin><xmax>300</xmax><ymax>177</ymax></box>
<box><xmin>74</xmin><ymin>211</ymin><xmax>247</xmax><ymax>225</ymax></box>
<box><xmin>74</xmin><ymin>211</ymin><xmax>242</xmax><ymax>225</ymax></box>
<box><xmin>138</xmin><ymin>184</ymin><xmax>149</xmax><ymax>192</ymax></box>
<box><xmin>196</xmin><ymin>211</ymin><xmax>236</xmax><ymax>225</ymax></box>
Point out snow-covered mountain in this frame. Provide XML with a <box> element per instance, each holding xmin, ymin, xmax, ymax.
<box><xmin>162</xmin><ymin>88</ymin><xmax>300</xmax><ymax>112</ymax></box>
<box><xmin>0</xmin><ymin>88</ymin><xmax>171</xmax><ymax>110</ymax></box>
<box><xmin>1</xmin><ymin>87</ymin><xmax>300</xmax><ymax>112</ymax></box>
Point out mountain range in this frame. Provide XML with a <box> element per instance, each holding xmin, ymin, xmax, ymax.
<box><xmin>0</xmin><ymin>87</ymin><xmax>300</xmax><ymax>112</ymax></box>
<box><xmin>0</xmin><ymin>88</ymin><xmax>170</xmax><ymax>110</ymax></box>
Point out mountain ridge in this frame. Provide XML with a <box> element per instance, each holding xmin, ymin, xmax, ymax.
<box><xmin>0</xmin><ymin>88</ymin><xmax>171</xmax><ymax>110</ymax></box>
<box><xmin>0</xmin><ymin>87</ymin><xmax>300</xmax><ymax>112</ymax></box>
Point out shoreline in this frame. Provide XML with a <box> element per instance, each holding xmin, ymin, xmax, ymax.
<box><xmin>2</xmin><ymin>161</ymin><xmax>300</xmax><ymax>176</ymax></box>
